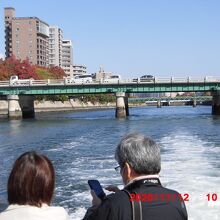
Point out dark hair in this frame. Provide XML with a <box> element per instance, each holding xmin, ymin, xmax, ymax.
<box><xmin>8</xmin><ymin>151</ymin><xmax>55</xmax><ymax>207</ymax></box>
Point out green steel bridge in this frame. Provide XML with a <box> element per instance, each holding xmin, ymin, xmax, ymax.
<box><xmin>0</xmin><ymin>77</ymin><xmax>219</xmax><ymax>95</ymax></box>
<box><xmin>0</xmin><ymin>77</ymin><xmax>220</xmax><ymax>118</ymax></box>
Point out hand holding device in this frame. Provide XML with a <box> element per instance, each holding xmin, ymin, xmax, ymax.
<box><xmin>105</xmin><ymin>185</ymin><xmax>120</xmax><ymax>192</ymax></box>
<box><xmin>88</xmin><ymin>179</ymin><xmax>106</xmax><ymax>201</ymax></box>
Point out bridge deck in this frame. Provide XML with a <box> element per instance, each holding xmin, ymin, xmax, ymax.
<box><xmin>0</xmin><ymin>78</ymin><xmax>219</xmax><ymax>95</ymax></box>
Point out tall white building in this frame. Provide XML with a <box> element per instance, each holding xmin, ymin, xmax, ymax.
<box><xmin>62</xmin><ymin>40</ymin><xmax>73</xmax><ymax>77</ymax></box>
<box><xmin>72</xmin><ymin>65</ymin><xmax>87</xmax><ymax>76</ymax></box>
<box><xmin>49</xmin><ymin>26</ymin><xmax>63</xmax><ymax>67</ymax></box>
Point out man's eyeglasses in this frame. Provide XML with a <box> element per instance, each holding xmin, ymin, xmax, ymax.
<box><xmin>114</xmin><ymin>165</ymin><xmax>121</xmax><ymax>173</ymax></box>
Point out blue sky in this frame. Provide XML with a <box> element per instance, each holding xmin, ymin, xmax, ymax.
<box><xmin>1</xmin><ymin>0</ymin><xmax>220</xmax><ymax>78</ymax></box>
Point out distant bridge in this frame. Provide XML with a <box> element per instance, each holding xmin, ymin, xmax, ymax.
<box><xmin>128</xmin><ymin>96</ymin><xmax>212</xmax><ymax>107</ymax></box>
<box><xmin>128</xmin><ymin>96</ymin><xmax>212</xmax><ymax>102</ymax></box>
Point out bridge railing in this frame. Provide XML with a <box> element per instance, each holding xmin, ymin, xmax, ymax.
<box><xmin>171</xmin><ymin>77</ymin><xmax>188</xmax><ymax>83</ymax></box>
<box><xmin>47</xmin><ymin>79</ymin><xmax>65</xmax><ymax>85</ymax></box>
<box><xmin>0</xmin><ymin>77</ymin><xmax>220</xmax><ymax>87</ymax></box>
<box><xmin>154</xmin><ymin>77</ymin><xmax>171</xmax><ymax>83</ymax></box>
<box><xmin>204</xmin><ymin>76</ymin><xmax>220</xmax><ymax>82</ymax></box>
<box><xmin>188</xmin><ymin>77</ymin><xmax>205</xmax><ymax>82</ymax></box>
<box><xmin>0</xmin><ymin>81</ymin><xmax>10</xmax><ymax>87</ymax></box>
<box><xmin>31</xmin><ymin>80</ymin><xmax>48</xmax><ymax>86</ymax></box>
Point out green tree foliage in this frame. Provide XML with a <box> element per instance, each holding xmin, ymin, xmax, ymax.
<box><xmin>35</xmin><ymin>66</ymin><xmax>65</xmax><ymax>79</ymax></box>
<box><xmin>35</xmin><ymin>95</ymin><xmax>69</xmax><ymax>102</ymax></box>
<box><xmin>75</xmin><ymin>94</ymin><xmax>115</xmax><ymax>104</ymax></box>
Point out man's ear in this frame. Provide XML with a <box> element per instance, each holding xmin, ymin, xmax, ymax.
<box><xmin>124</xmin><ymin>162</ymin><xmax>132</xmax><ymax>180</ymax></box>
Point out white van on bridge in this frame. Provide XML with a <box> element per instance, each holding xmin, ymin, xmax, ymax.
<box><xmin>65</xmin><ymin>74</ymin><xmax>93</xmax><ymax>84</ymax></box>
<box><xmin>103</xmin><ymin>75</ymin><xmax>121</xmax><ymax>83</ymax></box>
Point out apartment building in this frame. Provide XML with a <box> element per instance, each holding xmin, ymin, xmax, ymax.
<box><xmin>4</xmin><ymin>7</ymin><xmax>14</xmax><ymax>58</ymax></box>
<box><xmin>72</xmin><ymin>65</ymin><xmax>87</xmax><ymax>76</ymax></box>
<box><xmin>49</xmin><ymin>26</ymin><xmax>63</xmax><ymax>67</ymax></box>
<box><xmin>62</xmin><ymin>40</ymin><xmax>73</xmax><ymax>77</ymax></box>
<box><xmin>4</xmin><ymin>8</ymin><xmax>49</xmax><ymax>66</ymax></box>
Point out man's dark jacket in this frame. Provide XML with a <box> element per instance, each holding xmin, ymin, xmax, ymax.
<box><xmin>83</xmin><ymin>178</ymin><xmax>188</xmax><ymax>220</ymax></box>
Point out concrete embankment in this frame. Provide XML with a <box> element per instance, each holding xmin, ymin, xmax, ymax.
<box><xmin>0</xmin><ymin>101</ymin><xmax>8</xmax><ymax>115</ymax></box>
<box><xmin>34</xmin><ymin>99</ymin><xmax>116</xmax><ymax>112</ymax></box>
<box><xmin>0</xmin><ymin>99</ymin><xmax>116</xmax><ymax>115</ymax></box>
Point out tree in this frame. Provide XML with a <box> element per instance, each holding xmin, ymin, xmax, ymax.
<box><xmin>0</xmin><ymin>56</ymin><xmax>65</xmax><ymax>80</ymax></box>
<box><xmin>13</xmin><ymin>58</ymin><xmax>39</xmax><ymax>79</ymax></box>
<box><xmin>49</xmin><ymin>66</ymin><xmax>65</xmax><ymax>79</ymax></box>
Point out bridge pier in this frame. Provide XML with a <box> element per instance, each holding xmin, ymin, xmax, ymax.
<box><xmin>7</xmin><ymin>95</ymin><xmax>35</xmax><ymax>119</ymax></box>
<box><xmin>157</xmin><ymin>100</ymin><xmax>161</xmax><ymax>108</ymax></box>
<box><xmin>115</xmin><ymin>92</ymin><xmax>128</xmax><ymax>118</ymax></box>
<box><xmin>212</xmin><ymin>91</ymin><xmax>220</xmax><ymax>115</ymax></box>
<box><xmin>125</xmin><ymin>95</ymin><xmax>129</xmax><ymax>116</ymax></box>
<box><xmin>192</xmin><ymin>99</ymin><xmax>197</xmax><ymax>107</ymax></box>
<box><xmin>7</xmin><ymin>95</ymin><xmax>22</xmax><ymax>119</ymax></box>
<box><xmin>19</xmin><ymin>95</ymin><xmax>35</xmax><ymax>118</ymax></box>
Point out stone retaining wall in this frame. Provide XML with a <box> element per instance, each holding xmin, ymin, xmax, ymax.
<box><xmin>0</xmin><ymin>100</ymin><xmax>115</xmax><ymax>114</ymax></box>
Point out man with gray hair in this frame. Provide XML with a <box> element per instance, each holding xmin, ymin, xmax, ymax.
<box><xmin>83</xmin><ymin>133</ymin><xmax>188</xmax><ymax>220</ymax></box>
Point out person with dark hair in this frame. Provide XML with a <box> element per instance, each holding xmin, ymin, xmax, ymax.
<box><xmin>83</xmin><ymin>133</ymin><xmax>188</xmax><ymax>220</ymax></box>
<box><xmin>0</xmin><ymin>151</ymin><xmax>69</xmax><ymax>220</ymax></box>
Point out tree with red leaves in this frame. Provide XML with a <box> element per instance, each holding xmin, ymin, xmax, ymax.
<box><xmin>13</xmin><ymin>58</ymin><xmax>39</xmax><ymax>80</ymax></box>
<box><xmin>0</xmin><ymin>56</ymin><xmax>65</xmax><ymax>80</ymax></box>
<box><xmin>48</xmin><ymin>66</ymin><xmax>65</xmax><ymax>79</ymax></box>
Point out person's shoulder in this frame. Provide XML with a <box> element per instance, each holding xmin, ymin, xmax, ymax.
<box><xmin>161</xmin><ymin>186</ymin><xmax>180</xmax><ymax>194</ymax></box>
<box><xmin>46</xmin><ymin>205</ymin><xmax>67</xmax><ymax>211</ymax></box>
<box><xmin>43</xmin><ymin>205</ymin><xmax>69</xmax><ymax>218</ymax></box>
<box><xmin>105</xmin><ymin>190</ymin><xmax>130</xmax><ymax>204</ymax></box>
<box><xmin>0</xmin><ymin>205</ymin><xmax>69</xmax><ymax>220</ymax></box>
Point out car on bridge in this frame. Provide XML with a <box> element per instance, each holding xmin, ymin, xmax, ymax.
<box><xmin>103</xmin><ymin>75</ymin><xmax>121</xmax><ymax>83</ymax></box>
<box><xmin>65</xmin><ymin>74</ymin><xmax>93</xmax><ymax>84</ymax></box>
<box><xmin>9</xmin><ymin>75</ymin><xmax>33</xmax><ymax>86</ymax></box>
<box><xmin>133</xmin><ymin>75</ymin><xmax>155</xmax><ymax>83</ymax></box>
<box><xmin>140</xmin><ymin>75</ymin><xmax>155</xmax><ymax>82</ymax></box>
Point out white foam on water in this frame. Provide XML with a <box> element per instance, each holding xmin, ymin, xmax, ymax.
<box><xmin>54</xmin><ymin>148</ymin><xmax>121</xmax><ymax>220</ymax></box>
<box><xmin>159</xmin><ymin>131</ymin><xmax>220</xmax><ymax>220</ymax></box>
<box><xmin>46</xmin><ymin>140</ymin><xmax>80</xmax><ymax>152</ymax></box>
<box><xmin>56</xmin><ymin>129</ymin><xmax>220</xmax><ymax>220</ymax></box>
<box><xmin>69</xmin><ymin>207</ymin><xmax>87</xmax><ymax>220</ymax></box>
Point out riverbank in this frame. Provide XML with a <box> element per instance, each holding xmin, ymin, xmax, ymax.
<box><xmin>0</xmin><ymin>99</ymin><xmax>144</xmax><ymax>116</ymax></box>
<box><xmin>0</xmin><ymin>99</ymin><xmax>114</xmax><ymax>114</ymax></box>
<box><xmin>0</xmin><ymin>99</ymin><xmax>211</xmax><ymax>116</ymax></box>
<box><xmin>34</xmin><ymin>99</ymin><xmax>117</xmax><ymax>112</ymax></box>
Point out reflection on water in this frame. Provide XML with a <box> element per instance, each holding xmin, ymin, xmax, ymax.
<box><xmin>0</xmin><ymin>106</ymin><xmax>220</xmax><ymax>220</ymax></box>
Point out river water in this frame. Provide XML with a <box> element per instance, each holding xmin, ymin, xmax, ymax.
<box><xmin>0</xmin><ymin>106</ymin><xmax>219</xmax><ymax>220</ymax></box>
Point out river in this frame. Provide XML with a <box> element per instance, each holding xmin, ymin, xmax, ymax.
<box><xmin>0</xmin><ymin>106</ymin><xmax>219</xmax><ymax>220</ymax></box>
